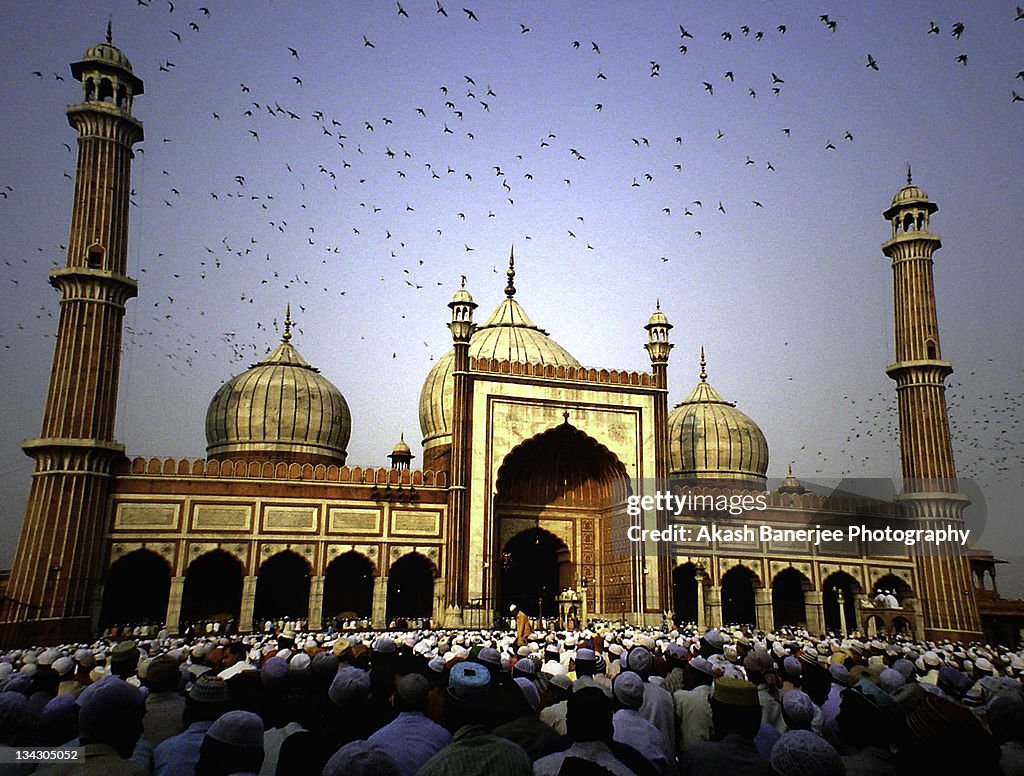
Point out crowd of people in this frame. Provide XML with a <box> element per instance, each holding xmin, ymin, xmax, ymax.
<box><xmin>1</xmin><ymin>613</ymin><xmax>1023</xmax><ymax>775</ymax></box>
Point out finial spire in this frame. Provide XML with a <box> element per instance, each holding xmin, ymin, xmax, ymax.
<box><xmin>505</xmin><ymin>246</ymin><xmax>516</xmax><ymax>298</ymax></box>
<box><xmin>106</xmin><ymin>19</ymin><xmax>113</xmax><ymax>44</ymax></box>
<box><xmin>699</xmin><ymin>346</ymin><xmax>707</xmax><ymax>382</ymax></box>
<box><xmin>906</xmin><ymin>163</ymin><xmax>912</xmax><ymax>186</ymax></box>
<box><xmin>282</xmin><ymin>303</ymin><xmax>293</xmax><ymax>342</ymax></box>
<box><xmin>788</xmin><ymin>463</ymin><xmax>794</xmax><ymax>476</ymax></box>
<box><xmin>656</xmin><ymin>298</ymin><xmax>661</xmax><ymax>310</ymax></box>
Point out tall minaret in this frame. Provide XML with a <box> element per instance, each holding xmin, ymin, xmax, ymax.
<box><xmin>443</xmin><ymin>273</ymin><xmax>477</xmax><ymax>626</ymax></box>
<box><xmin>1</xmin><ymin>30</ymin><xmax>143</xmax><ymax>647</ymax></box>
<box><xmin>882</xmin><ymin>172</ymin><xmax>981</xmax><ymax>640</ymax></box>
<box><xmin>644</xmin><ymin>302</ymin><xmax>673</xmax><ymax>616</ymax></box>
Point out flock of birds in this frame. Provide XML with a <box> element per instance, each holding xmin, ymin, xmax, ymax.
<box><xmin>1</xmin><ymin>2</ymin><xmax>1021</xmax><ymax>501</ymax></box>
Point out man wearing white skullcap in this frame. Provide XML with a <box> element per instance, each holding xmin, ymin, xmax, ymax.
<box><xmin>612</xmin><ymin>671</ymin><xmax>675</xmax><ymax>775</ymax></box>
<box><xmin>511</xmin><ymin>603</ymin><xmax>533</xmax><ymax>648</ymax></box>
<box><xmin>674</xmin><ymin>656</ymin><xmax>715</xmax><ymax>753</ymax></box>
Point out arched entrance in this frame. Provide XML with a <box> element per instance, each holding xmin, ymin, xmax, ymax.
<box><xmin>721</xmin><ymin>565</ymin><xmax>758</xmax><ymax>626</ymax></box>
<box><xmin>386</xmin><ymin>553</ymin><xmax>435</xmax><ymax>623</ymax></box>
<box><xmin>871</xmin><ymin>573</ymin><xmax>912</xmax><ymax>606</ymax></box>
<box><xmin>180</xmin><ymin>550</ymin><xmax>244</xmax><ymax>627</ymax></box>
<box><xmin>322</xmin><ymin>551</ymin><xmax>373</xmax><ymax>623</ymax></box>
<box><xmin>772</xmin><ymin>568</ymin><xmax>809</xmax><ymax>627</ymax></box>
<box><xmin>494</xmin><ymin>420</ymin><xmax>632</xmax><ymax>620</ymax></box>
<box><xmin>254</xmin><ymin>551</ymin><xmax>310</xmax><ymax>622</ymax></box>
<box><xmin>822</xmin><ymin>571</ymin><xmax>860</xmax><ymax>635</ymax></box>
<box><xmin>500</xmin><ymin>528</ymin><xmax>567</xmax><ymax>619</ymax></box>
<box><xmin>99</xmin><ymin>550</ymin><xmax>171</xmax><ymax>629</ymax></box>
<box><xmin>673</xmin><ymin>563</ymin><xmax>698</xmax><ymax>625</ymax></box>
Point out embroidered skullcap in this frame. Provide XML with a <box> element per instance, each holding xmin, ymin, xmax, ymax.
<box><xmin>770</xmin><ymin>729</ymin><xmax>844</xmax><ymax>776</ymax></box>
<box><xmin>329</xmin><ymin>666</ymin><xmax>371</xmax><ymax>707</ymax></box>
<box><xmin>207</xmin><ymin>710</ymin><xmax>264</xmax><ymax>748</ymax></box>
<box><xmin>612</xmin><ymin>671</ymin><xmax>645</xmax><ymax>709</ymax></box>
<box><xmin>323</xmin><ymin>740</ymin><xmax>402</xmax><ymax>776</ymax></box>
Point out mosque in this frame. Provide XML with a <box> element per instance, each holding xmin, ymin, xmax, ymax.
<box><xmin>2</xmin><ymin>36</ymin><xmax>1021</xmax><ymax>649</ymax></box>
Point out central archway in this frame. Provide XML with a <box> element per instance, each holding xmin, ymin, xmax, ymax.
<box><xmin>99</xmin><ymin>550</ymin><xmax>171</xmax><ymax>629</ymax></box>
<box><xmin>494</xmin><ymin>420</ymin><xmax>631</xmax><ymax>620</ymax></box>
<box><xmin>823</xmin><ymin>571</ymin><xmax>860</xmax><ymax>635</ymax></box>
<box><xmin>254</xmin><ymin>551</ymin><xmax>310</xmax><ymax>622</ymax></box>
<box><xmin>500</xmin><ymin>528</ymin><xmax>567</xmax><ymax>618</ymax></box>
<box><xmin>386</xmin><ymin>553</ymin><xmax>435</xmax><ymax>623</ymax></box>
<box><xmin>180</xmin><ymin>550</ymin><xmax>244</xmax><ymax>626</ymax></box>
<box><xmin>772</xmin><ymin>568</ymin><xmax>809</xmax><ymax>627</ymax></box>
<box><xmin>721</xmin><ymin>565</ymin><xmax>758</xmax><ymax>626</ymax></box>
<box><xmin>672</xmin><ymin>563</ymin><xmax>698</xmax><ymax>625</ymax></box>
<box><xmin>322</xmin><ymin>551</ymin><xmax>373</xmax><ymax>623</ymax></box>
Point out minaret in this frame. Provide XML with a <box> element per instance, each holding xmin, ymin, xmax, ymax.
<box><xmin>882</xmin><ymin>172</ymin><xmax>981</xmax><ymax>640</ymax></box>
<box><xmin>1</xmin><ymin>31</ymin><xmax>144</xmax><ymax>646</ymax></box>
<box><xmin>443</xmin><ymin>273</ymin><xmax>477</xmax><ymax>626</ymax></box>
<box><xmin>644</xmin><ymin>301</ymin><xmax>673</xmax><ymax>614</ymax></box>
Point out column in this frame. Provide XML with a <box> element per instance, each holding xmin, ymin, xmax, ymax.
<box><xmin>755</xmin><ymin>589</ymin><xmax>774</xmax><ymax>632</ymax></box>
<box><xmin>372</xmin><ymin>575</ymin><xmax>388</xmax><ymax>629</ymax></box>
<box><xmin>307</xmin><ymin>575</ymin><xmax>324</xmax><ymax>631</ymax></box>
<box><xmin>238</xmin><ymin>575</ymin><xmax>257</xmax><ymax>633</ymax></box>
<box><xmin>707</xmin><ymin>585</ymin><xmax>723</xmax><ymax>629</ymax></box>
<box><xmin>695</xmin><ymin>574</ymin><xmax>706</xmax><ymax>631</ymax></box>
<box><xmin>805</xmin><ymin>590</ymin><xmax>825</xmax><ymax>637</ymax></box>
<box><xmin>164</xmin><ymin>576</ymin><xmax>185</xmax><ymax>635</ymax></box>
<box><xmin>432</xmin><ymin>576</ymin><xmax>445</xmax><ymax>627</ymax></box>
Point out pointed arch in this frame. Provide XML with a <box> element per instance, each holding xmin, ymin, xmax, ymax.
<box><xmin>98</xmin><ymin>549</ymin><xmax>171</xmax><ymax>629</ymax></box>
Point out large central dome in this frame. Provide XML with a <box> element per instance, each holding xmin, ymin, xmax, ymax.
<box><xmin>667</xmin><ymin>351</ymin><xmax>768</xmax><ymax>488</ymax></box>
<box><xmin>419</xmin><ymin>281</ymin><xmax>580</xmax><ymax>458</ymax></box>
<box><xmin>206</xmin><ymin>319</ymin><xmax>351</xmax><ymax>465</ymax></box>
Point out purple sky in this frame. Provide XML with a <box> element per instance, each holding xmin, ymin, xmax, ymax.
<box><xmin>2</xmin><ymin>2</ymin><xmax>1022</xmax><ymax>595</ymax></box>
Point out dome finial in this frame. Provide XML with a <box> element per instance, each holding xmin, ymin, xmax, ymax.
<box><xmin>906</xmin><ymin>163</ymin><xmax>912</xmax><ymax>186</ymax></box>
<box><xmin>106</xmin><ymin>19</ymin><xmax>113</xmax><ymax>45</ymax></box>
<box><xmin>656</xmin><ymin>298</ymin><xmax>661</xmax><ymax>310</ymax></box>
<box><xmin>699</xmin><ymin>346</ymin><xmax>707</xmax><ymax>382</ymax></box>
<box><xmin>505</xmin><ymin>246</ymin><xmax>516</xmax><ymax>298</ymax></box>
<box><xmin>282</xmin><ymin>303</ymin><xmax>293</xmax><ymax>342</ymax></box>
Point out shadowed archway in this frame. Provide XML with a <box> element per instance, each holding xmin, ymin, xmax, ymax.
<box><xmin>386</xmin><ymin>553</ymin><xmax>435</xmax><ymax>622</ymax></box>
<box><xmin>772</xmin><ymin>567</ymin><xmax>809</xmax><ymax>627</ymax></box>
<box><xmin>823</xmin><ymin>571</ymin><xmax>860</xmax><ymax>635</ymax></box>
<box><xmin>494</xmin><ymin>419</ymin><xmax>632</xmax><ymax>619</ymax></box>
<box><xmin>322</xmin><ymin>551</ymin><xmax>374</xmax><ymax>622</ymax></box>
<box><xmin>721</xmin><ymin>565</ymin><xmax>758</xmax><ymax>626</ymax></box>
<box><xmin>500</xmin><ymin>528</ymin><xmax>568</xmax><ymax>619</ymax></box>
<box><xmin>180</xmin><ymin>550</ymin><xmax>244</xmax><ymax>626</ymax></box>
<box><xmin>254</xmin><ymin>551</ymin><xmax>311</xmax><ymax>621</ymax></box>
<box><xmin>99</xmin><ymin>550</ymin><xmax>171</xmax><ymax>629</ymax></box>
<box><xmin>673</xmin><ymin>563</ymin><xmax>698</xmax><ymax>625</ymax></box>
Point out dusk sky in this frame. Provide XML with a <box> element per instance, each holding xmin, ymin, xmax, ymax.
<box><xmin>2</xmin><ymin>3</ymin><xmax>1022</xmax><ymax>593</ymax></box>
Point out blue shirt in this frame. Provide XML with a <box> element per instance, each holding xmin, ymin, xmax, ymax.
<box><xmin>367</xmin><ymin>710</ymin><xmax>452</xmax><ymax>775</ymax></box>
<box><xmin>153</xmin><ymin>720</ymin><xmax>214</xmax><ymax>776</ymax></box>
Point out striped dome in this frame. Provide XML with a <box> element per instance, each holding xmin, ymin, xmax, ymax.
<box><xmin>667</xmin><ymin>362</ymin><xmax>768</xmax><ymax>487</ymax></box>
<box><xmin>419</xmin><ymin>296</ymin><xmax>579</xmax><ymax>452</ymax></box>
<box><xmin>205</xmin><ymin>337</ymin><xmax>350</xmax><ymax>464</ymax></box>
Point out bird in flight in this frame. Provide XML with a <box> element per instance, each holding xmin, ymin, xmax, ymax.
<box><xmin>955</xmin><ymin>54</ymin><xmax>967</xmax><ymax>65</ymax></box>
<box><xmin>928</xmin><ymin>21</ymin><xmax>939</xmax><ymax>34</ymax></box>
<box><xmin>436</xmin><ymin>1</ymin><xmax>447</xmax><ymax>16</ymax></box>
<box><xmin>703</xmin><ymin>81</ymin><xmax>714</xmax><ymax>95</ymax></box>
<box><xmin>951</xmin><ymin>21</ymin><xmax>964</xmax><ymax>39</ymax></box>
<box><xmin>397</xmin><ymin>2</ymin><xmax>409</xmax><ymax>17</ymax></box>
<box><xmin>288</xmin><ymin>47</ymin><xmax>299</xmax><ymax>58</ymax></box>
<box><xmin>363</xmin><ymin>35</ymin><xmax>375</xmax><ymax>48</ymax></box>
<box><xmin>464</xmin><ymin>8</ymin><xmax>479</xmax><ymax>21</ymax></box>
<box><xmin>866</xmin><ymin>54</ymin><xmax>879</xmax><ymax>70</ymax></box>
